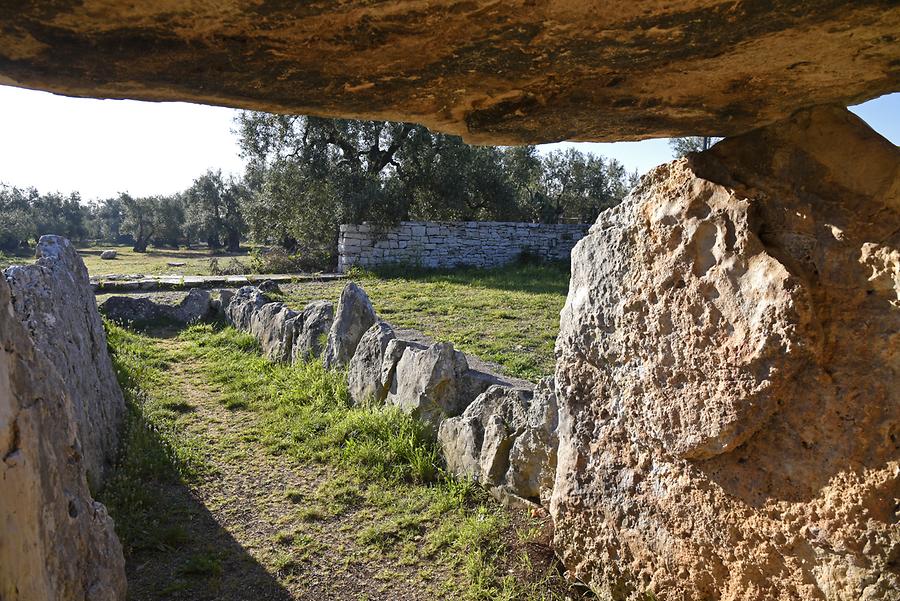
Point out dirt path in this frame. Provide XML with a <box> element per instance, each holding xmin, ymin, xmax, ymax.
<box><xmin>126</xmin><ymin>338</ymin><xmax>457</xmax><ymax>601</ymax></box>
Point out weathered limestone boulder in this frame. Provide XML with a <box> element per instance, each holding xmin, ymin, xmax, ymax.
<box><xmin>347</xmin><ymin>321</ymin><xmax>398</xmax><ymax>405</ymax></box>
<box><xmin>257</xmin><ymin>279</ymin><xmax>281</xmax><ymax>294</ymax></box>
<box><xmin>291</xmin><ymin>300</ymin><xmax>334</xmax><ymax>363</ymax></box>
<box><xmin>249</xmin><ymin>302</ymin><xmax>298</xmax><ymax>363</ymax></box>
<box><xmin>210</xmin><ymin>288</ymin><xmax>235</xmax><ymax>320</ymax></box>
<box><xmin>386</xmin><ymin>341</ymin><xmax>470</xmax><ymax>429</ymax></box>
<box><xmin>99</xmin><ymin>250</ymin><xmax>117</xmax><ymax>260</ymax></box>
<box><xmin>0</xmin><ymin>271</ymin><xmax>126</xmax><ymax>601</ymax></box>
<box><xmin>552</xmin><ymin>107</ymin><xmax>900</xmax><ymax>600</ymax></box>
<box><xmin>225</xmin><ymin>286</ymin><xmax>269</xmax><ymax>332</ymax></box>
<box><xmin>3</xmin><ymin>235</ymin><xmax>125</xmax><ymax>488</ymax></box>
<box><xmin>439</xmin><ymin>377</ymin><xmax>558</xmax><ymax>507</ymax></box>
<box><xmin>506</xmin><ymin>377</ymin><xmax>559</xmax><ymax>506</ymax></box>
<box><xmin>172</xmin><ymin>288</ymin><xmax>213</xmax><ymax>323</ymax></box>
<box><xmin>1</xmin><ymin>2</ymin><xmax>897</xmax><ymax>144</ymax></box>
<box><xmin>99</xmin><ymin>289</ymin><xmax>213</xmax><ymax>325</ymax></box>
<box><xmin>439</xmin><ymin>386</ymin><xmax>529</xmax><ymax>487</ymax></box>
<box><xmin>323</xmin><ymin>283</ymin><xmax>377</xmax><ymax>369</ymax></box>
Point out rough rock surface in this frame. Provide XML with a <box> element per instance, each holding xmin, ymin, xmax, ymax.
<box><xmin>3</xmin><ymin>235</ymin><xmax>125</xmax><ymax>488</ymax></box>
<box><xmin>439</xmin><ymin>378</ymin><xmax>558</xmax><ymax>507</ymax></box>
<box><xmin>225</xmin><ymin>286</ymin><xmax>269</xmax><ymax>332</ymax></box>
<box><xmin>552</xmin><ymin>106</ymin><xmax>900</xmax><ymax>600</ymax></box>
<box><xmin>0</xmin><ymin>271</ymin><xmax>126</xmax><ymax>601</ymax></box>
<box><xmin>323</xmin><ymin>283</ymin><xmax>378</xmax><ymax>370</ymax></box>
<box><xmin>257</xmin><ymin>279</ymin><xmax>281</xmax><ymax>294</ymax></box>
<box><xmin>211</xmin><ymin>288</ymin><xmax>235</xmax><ymax>319</ymax></box>
<box><xmin>386</xmin><ymin>341</ymin><xmax>471</xmax><ymax>429</ymax></box>
<box><xmin>99</xmin><ymin>289</ymin><xmax>213</xmax><ymax>325</ymax></box>
<box><xmin>0</xmin><ymin>2</ymin><xmax>897</xmax><ymax>143</ymax></box>
<box><xmin>291</xmin><ymin>300</ymin><xmax>334</xmax><ymax>363</ymax></box>
<box><xmin>506</xmin><ymin>377</ymin><xmax>559</xmax><ymax>507</ymax></box>
<box><xmin>99</xmin><ymin>250</ymin><xmax>116</xmax><ymax>260</ymax></box>
<box><xmin>347</xmin><ymin>321</ymin><xmax>398</xmax><ymax>405</ymax></box>
<box><xmin>250</xmin><ymin>302</ymin><xmax>298</xmax><ymax>363</ymax></box>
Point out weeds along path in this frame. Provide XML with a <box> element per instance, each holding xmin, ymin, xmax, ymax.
<box><xmin>101</xmin><ymin>323</ymin><xmax>582</xmax><ymax>601</ymax></box>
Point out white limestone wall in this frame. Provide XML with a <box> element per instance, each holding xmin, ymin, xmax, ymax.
<box><xmin>337</xmin><ymin>221</ymin><xmax>589</xmax><ymax>272</ymax></box>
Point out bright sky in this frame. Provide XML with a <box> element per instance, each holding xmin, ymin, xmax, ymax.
<box><xmin>0</xmin><ymin>85</ymin><xmax>897</xmax><ymax>201</ymax></box>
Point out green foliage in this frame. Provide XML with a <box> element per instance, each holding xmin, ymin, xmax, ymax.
<box><xmin>249</xmin><ymin>246</ymin><xmax>327</xmax><ymax>274</ymax></box>
<box><xmin>177</xmin><ymin>323</ymin><xmax>441</xmax><ymax>482</ymax></box>
<box><xmin>103</xmin><ymin>321</ymin><xmax>580</xmax><ymax>600</ymax></box>
<box><xmin>236</xmin><ymin>111</ymin><xmax>636</xmax><ymax>269</ymax></box>
<box><xmin>0</xmin><ymin>183</ymin><xmax>87</xmax><ymax>249</ymax></box>
<box><xmin>119</xmin><ymin>193</ymin><xmax>162</xmax><ymax>252</ymax></box>
<box><xmin>669</xmin><ymin>136</ymin><xmax>722</xmax><ymax>157</ymax></box>
<box><xmin>207</xmin><ymin>256</ymin><xmax>248</xmax><ymax>276</ymax></box>
<box><xmin>183</xmin><ymin>169</ymin><xmax>247</xmax><ymax>251</ymax></box>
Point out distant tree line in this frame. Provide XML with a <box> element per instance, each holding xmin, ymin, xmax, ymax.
<box><xmin>2</xmin><ymin>113</ymin><xmax>643</xmax><ymax>268</ymax></box>
<box><xmin>0</xmin><ymin>170</ymin><xmax>247</xmax><ymax>254</ymax></box>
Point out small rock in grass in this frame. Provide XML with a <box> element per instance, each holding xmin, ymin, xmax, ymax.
<box><xmin>258</xmin><ymin>279</ymin><xmax>281</xmax><ymax>294</ymax></box>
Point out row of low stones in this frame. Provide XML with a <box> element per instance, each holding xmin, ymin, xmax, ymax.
<box><xmin>91</xmin><ymin>273</ymin><xmax>345</xmax><ymax>293</ymax></box>
<box><xmin>224</xmin><ymin>281</ymin><xmax>560</xmax><ymax>508</ymax></box>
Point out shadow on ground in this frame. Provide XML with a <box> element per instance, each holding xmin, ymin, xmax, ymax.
<box><xmin>124</xmin><ymin>477</ymin><xmax>293</xmax><ymax>601</ymax></box>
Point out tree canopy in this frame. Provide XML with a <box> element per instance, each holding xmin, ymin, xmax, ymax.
<box><xmin>3</xmin><ymin>112</ymin><xmax>639</xmax><ymax>268</ymax></box>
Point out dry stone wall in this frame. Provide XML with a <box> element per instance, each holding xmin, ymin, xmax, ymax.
<box><xmin>337</xmin><ymin>221</ymin><xmax>589</xmax><ymax>272</ymax></box>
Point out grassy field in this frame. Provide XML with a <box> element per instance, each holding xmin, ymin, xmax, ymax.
<box><xmin>0</xmin><ymin>243</ymin><xmax>252</xmax><ymax>276</ymax></box>
<box><xmin>101</xmin><ymin>321</ymin><xmax>583</xmax><ymax>600</ymax></box>
<box><xmin>3</xmin><ymin>239</ymin><xmax>569</xmax><ymax>379</ymax></box>
<box><xmin>280</xmin><ymin>263</ymin><xmax>570</xmax><ymax>380</ymax></box>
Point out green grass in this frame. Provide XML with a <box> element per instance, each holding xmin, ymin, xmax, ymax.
<box><xmin>101</xmin><ymin>324</ymin><xmax>572</xmax><ymax>600</ymax></box>
<box><xmin>1</xmin><ymin>242</ymin><xmax>252</xmax><ymax>276</ymax></box>
<box><xmin>283</xmin><ymin>262</ymin><xmax>570</xmax><ymax>380</ymax></box>
<box><xmin>81</xmin><ymin>244</ymin><xmax>252</xmax><ymax>276</ymax></box>
<box><xmin>178</xmin><ymin>323</ymin><xmax>442</xmax><ymax>483</ymax></box>
<box><xmin>175</xmin><ymin>322</ymin><xmax>568</xmax><ymax>598</ymax></box>
<box><xmin>98</xmin><ymin>322</ymin><xmax>210</xmax><ymax>556</ymax></box>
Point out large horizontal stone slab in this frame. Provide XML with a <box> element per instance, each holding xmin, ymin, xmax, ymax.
<box><xmin>0</xmin><ymin>2</ymin><xmax>897</xmax><ymax>143</ymax></box>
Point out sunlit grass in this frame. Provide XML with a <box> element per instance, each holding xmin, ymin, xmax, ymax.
<box><xmin>101</xmin><ymin>321</ymin><xmax>570</xmax><ymax>598</ymax></box>
<box><xmin>283</xmin><ymin>261</ymin><xmax>569</xmax><ymax>380</ymax></box>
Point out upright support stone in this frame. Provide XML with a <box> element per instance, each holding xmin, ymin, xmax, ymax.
<box><xmin>0</xmin><ymin>269</ymin><xmax>126</xmax><ymax>601</ymax></box>
<box><xmin>3</xmin><ymin>235</ymin><xmax>125</xmax><ymax>489</ymax></box>
<box><xmin>291</xmin><ymin>300</ymin><xmax>334</xmax><ymax>363</ymax></box>
<box><xmin>551</xmin><ymin>107</ymin><xmax>900</xmax><ymax>599</ymax></box>
<box><xmin>386</xmin><ymin>341</ymin><xmax>470</xmax><ymax>430</ymax></box>
<box><xmin>347</xmin><ymin>321</ymin><xmax>398</xmax><ymax>405</ymax></box>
